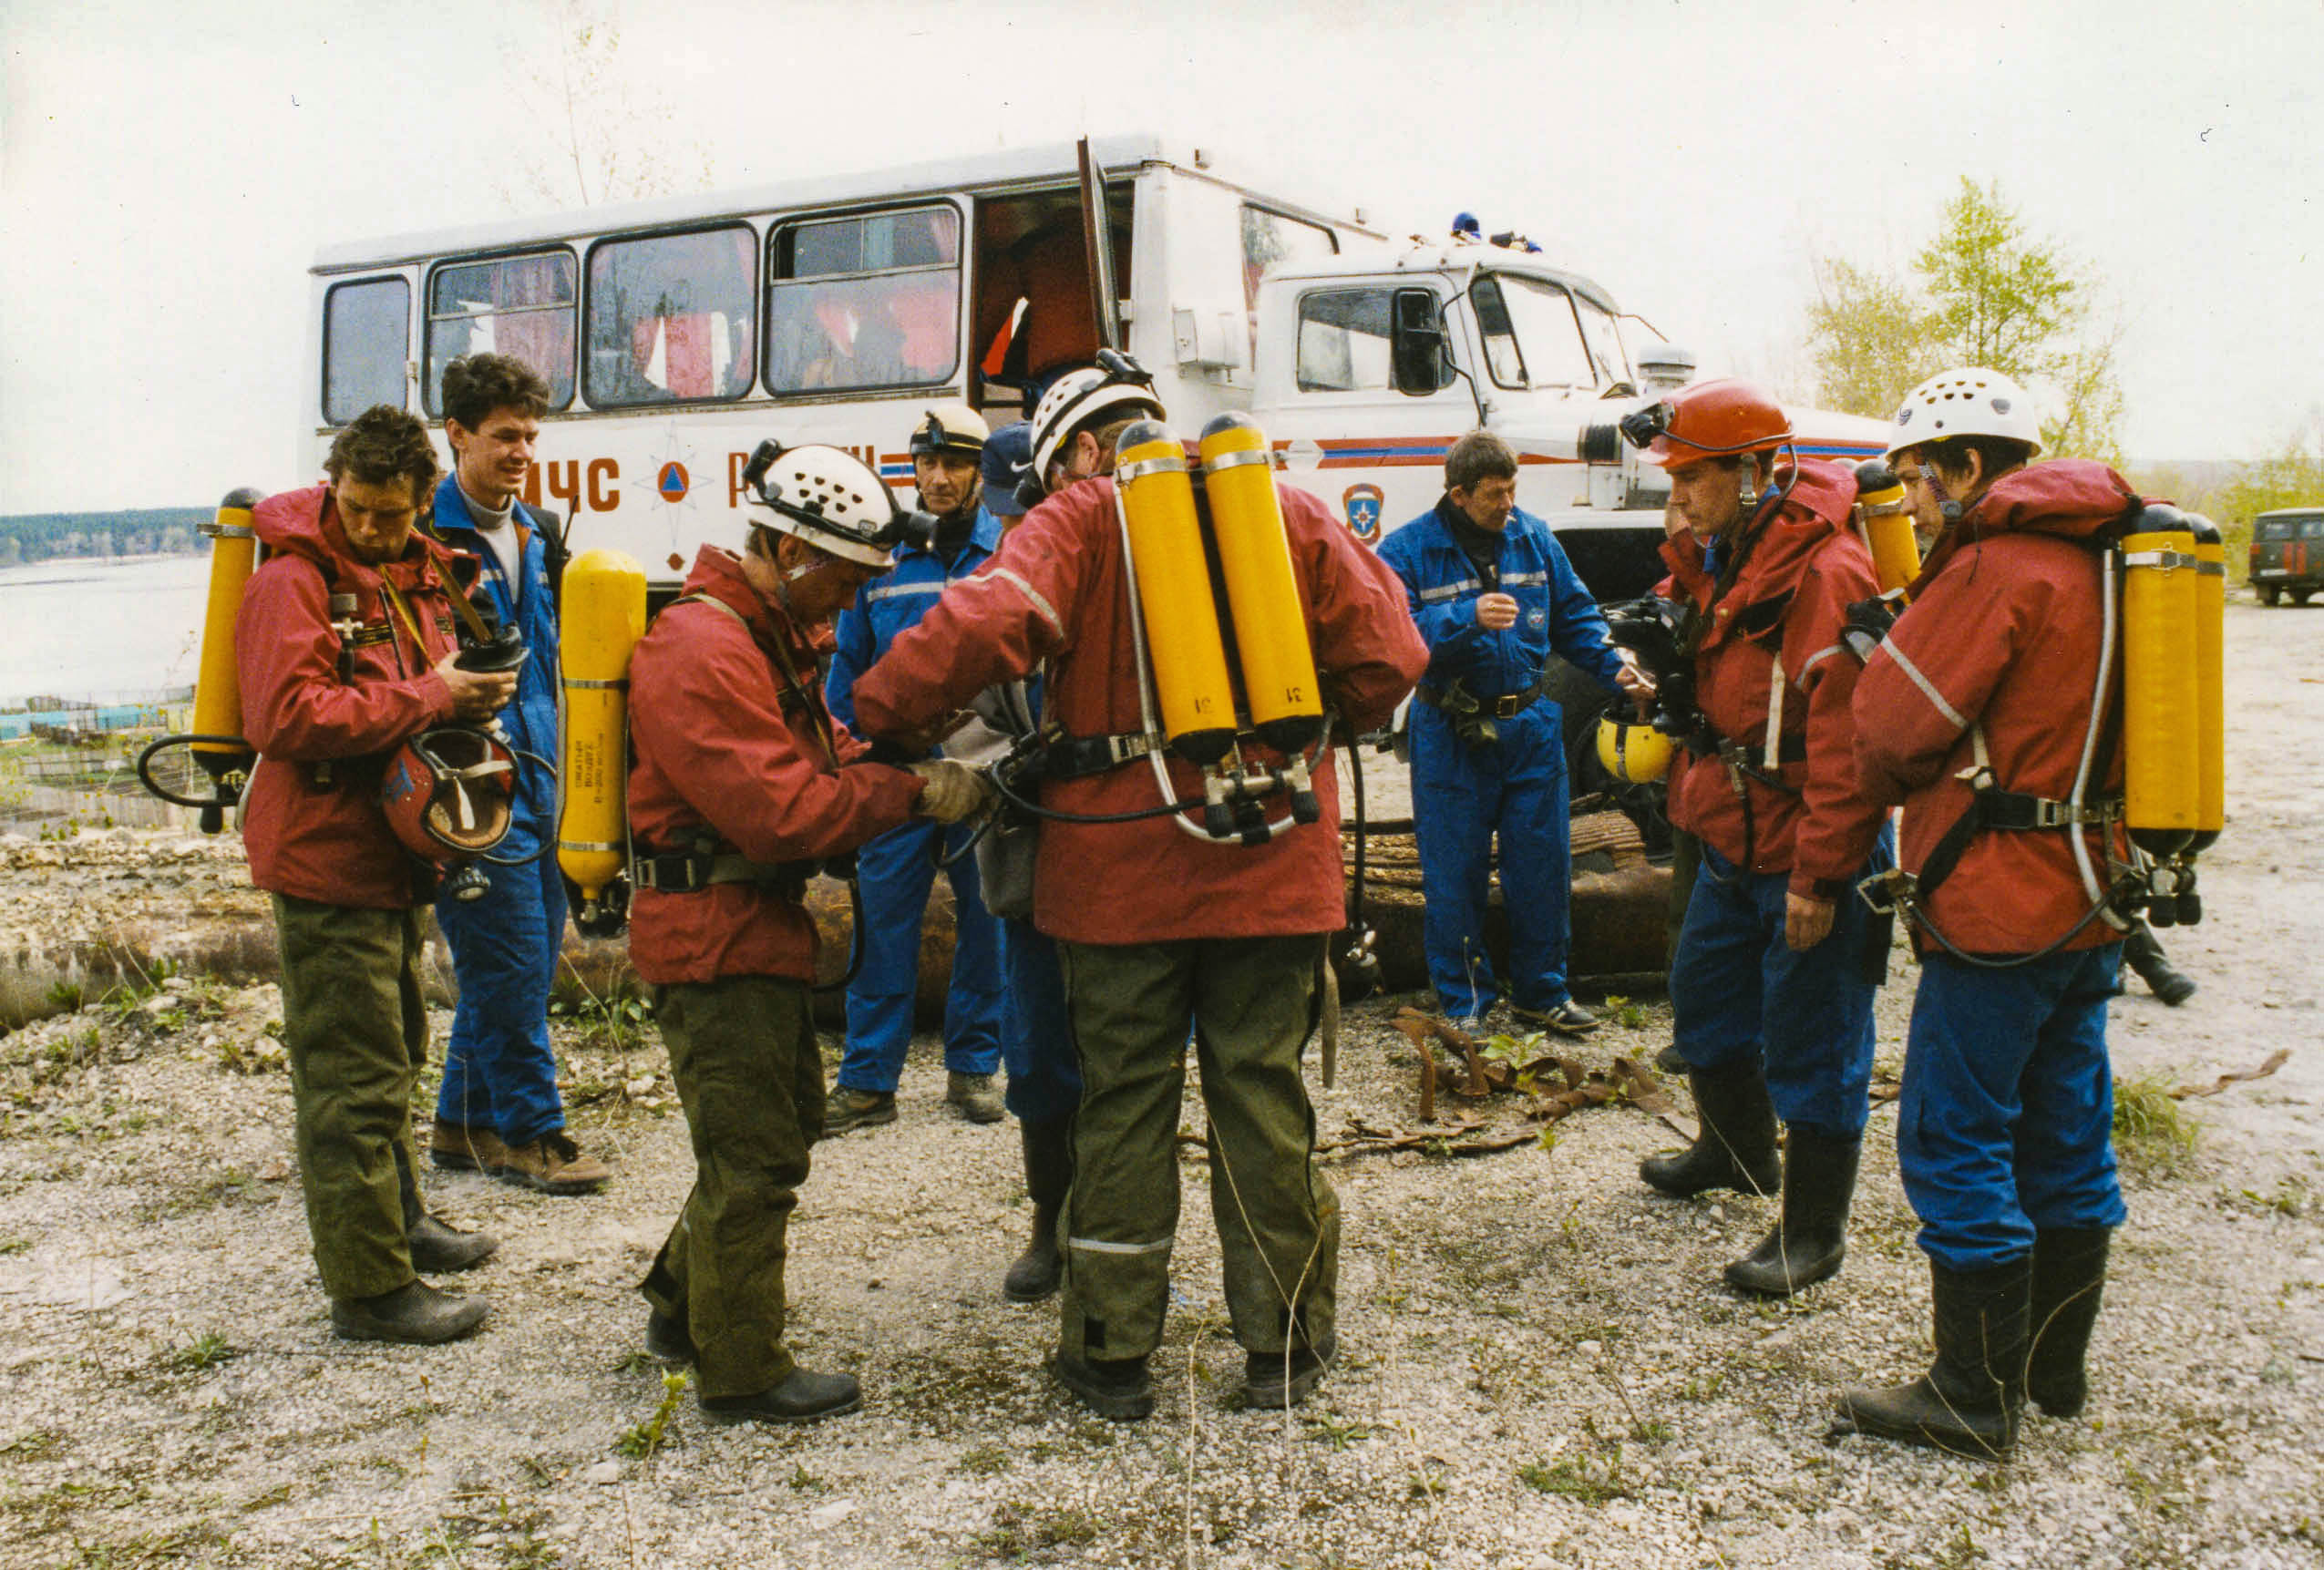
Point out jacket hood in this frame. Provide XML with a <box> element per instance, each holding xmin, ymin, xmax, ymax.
<box><xmin>252</xmin><ymin>482</ymin><xmax>458</xmax><ymax>590</ymax></box>
<box><xmin>677</xmin><ymin>544</ymin><xmax>808</xmax><ymax>653</ymax></box>
<box><xmin>1731</xmin><ymin>457</ymin><xmax>1858</xmax><ymax>590</ymax></box>
<box><xmin>1915</xmin><ymin>458</ymin><xmax>2141</xmax><ymax>586</ymax></box>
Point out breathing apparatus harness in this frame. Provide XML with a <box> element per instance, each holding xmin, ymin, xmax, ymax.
<box><xmin>1851</xmin><ymin>495</ymin><xmax>2224</xmax><ymax>968</ymax></box>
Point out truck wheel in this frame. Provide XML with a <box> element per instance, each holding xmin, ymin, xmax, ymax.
<box><xmin>2297</xmin><ymin>589</ymin><xmax>2316</xmax><ymax>607</ymax></box>
<box><xmin>2261</xmin><ymin>585</ymin><xmax>2282</xmax><ymax>606</ymax></box>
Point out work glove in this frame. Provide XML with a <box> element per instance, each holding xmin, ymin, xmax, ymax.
<box><xmin>909</xmin><ymin>759</ymin><xmax>994</xmax><ymax>825</ymax></box>
<box><xmin>1842</xmin><ymin>594</ymin><xmax>1900</xmax><ymax>663</ymax></box>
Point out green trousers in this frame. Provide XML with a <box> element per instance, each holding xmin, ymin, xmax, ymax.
<box><xmin>640</xmin><ymin>976</ymin><xmax>824</xmax><ymax>1400</ymax></box>
<box><xmin>273</xmin><ymin>896</ymin><xmax>428</xmax><ymax>1302</ymax></box>
<box><xmin>1054</xmin><ymin>936</ymin><xmax>1338</xmax><ymax>1364</ymax></box>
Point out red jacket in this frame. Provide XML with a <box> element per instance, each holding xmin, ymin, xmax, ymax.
<box><xmin>1854</xmin><ymin>459</ymin><xmax>2141</xmax><ymax>955</ymax></box>
<box><xmin>237</xmin><ymin>485</ymin><xmax>466</xmax><ymax>909</ymax></box>
<box><xmin>850</xmin><ymin>477</ymin><xmax>1427</xmax><ymax>945</ymax></box>
<box><xmin>625</xmin><ymin>547</ymin><xmax>926</xmax><ymax>985</ymax></box>
<box><xmin>1661</xmin><ymin>460</ymin><xmax>1887</xmax><ymax>897</ymax></box>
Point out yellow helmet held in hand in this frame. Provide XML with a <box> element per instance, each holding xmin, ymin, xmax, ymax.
<box><xmin>1596</xmin><ymin>713</ymin><xmax>1673</xmax><ymax>785</ymax></box>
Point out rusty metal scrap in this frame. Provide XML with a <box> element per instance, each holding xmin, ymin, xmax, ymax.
<box><xmin>2172</xmin><ymin>1049</ymin><xmax>2289</xmax><ymax>1100</ymax></box>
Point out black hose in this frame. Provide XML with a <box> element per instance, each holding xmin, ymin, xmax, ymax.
<box><xmin>134</xmin><ymin>734</ymin><xmax>249</xmax><ymax>808</ymax></box>
<box><xmin>476</xmin><ymin>747</ymin><xmax>560</xmax><ymax>867</ymax></box>
<box><xmin>1346</xmin><ymin>738</ymin><xmax>1368</xmax><ymax>927</ymax></box>
<box><xmin>987</xmin><ymin>762</ymin><xmax>1205</xmax><ymax>826</ymax></box>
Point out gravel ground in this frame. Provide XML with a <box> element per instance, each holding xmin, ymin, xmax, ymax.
<box><xmin>0</xmin><ymin>598</ymin><xmax>2319</xmax><ymax>1570</ymax></box>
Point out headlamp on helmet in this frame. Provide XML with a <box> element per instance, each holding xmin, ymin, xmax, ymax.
<box><xmin>909</xmin><ymin>402</ymin><xmax>989</xmax><ymax>462</ymax></box>
<box><xmin>1618</xmin><ymin>377</ymin><xmax>1793</xmax><ymax>472</ymax></box>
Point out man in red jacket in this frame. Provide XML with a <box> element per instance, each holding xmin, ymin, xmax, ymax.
<box><xmin>850</xmin><ymin>359</ymin><xmax>1427</xmax><ymax>1419</ymax></box>
<box><xmin>1622</xmin><ymin>380</ymin><xmax>1892</xmax><ymax>1300</ymax></box>
<box><xmin>626</xmin><ymin>443</ymin><xmax>985</xmax><ymax>1426</ymax></box>
<box><xmin>238</xmin><ymin>405</ymin><xmax>519</xmax><ymax>1345</ymax></box>
<box><xmin>1837</xmin><ymin>370</ymin><xmax>2136</xmax><ymax>1459</ymax></box>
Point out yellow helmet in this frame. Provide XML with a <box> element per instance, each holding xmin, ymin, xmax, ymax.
<box><xmin>1596</xmin><ymin>715</ymin><xmax>1673</xmax><ymax>785</ymax></box>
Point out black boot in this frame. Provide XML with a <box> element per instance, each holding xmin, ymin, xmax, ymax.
<box><xmin>701</xmin><ymin>1368</ymin><xmax>862</xmax><ymax>1425</ymax></box>
<box><xmin>1052</xmin><ymin>1352</ymin><xmax>1155</xmax><ymax>1421</ymax></box>
<box><xmin>1003</xmin><ymin>1117</ymin><xmax>1072</xmax><ymax>1303</ymax></box>
<box><xmin>1836</xmin><ymin>1257</ymin><xmax>2031</xmax><ymax>1460</ymax></box>
<box><xmin>331</xmin><ymin>1280</ymin><xmax>491</xmax><ymax>1345</ymax></box>
<box><xmin>2026</xmin><ymin>1227</ymin><xmax>2111</xmax><ymax>1418</ymax></box>
<box><xmin>1724</xmin><ymin>1130</ymin><xmax>1860</xmax><ymax>1296</ymax></box>
<box><xmin>2122</xmin><ymin>926</ymin><xmax>2195</xmax><ymax>1006</ymax></box>
<box><xmin>397</xmin><ymin>1142</ymin><xmax>499</xmax><ymax>1273</ymax></box>
<box><xmin>1640</xmin><ymin>1061</ymin><xmax>1780</xmax><ymax>1198</ymax></box>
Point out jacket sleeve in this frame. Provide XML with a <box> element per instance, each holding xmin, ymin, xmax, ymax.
<box><xmin>852</xmin><ymin>503</ymin><xmax>1087</xmax><ymax>739</ymax></box>
<box><xmin>236</xmin><ymin>559</ymin><xmax>455</xmax><ymax>763</ymax></box>
<box><xmin>1784</xmin><ymin>546</ymin><xmax>1888</xmax><ymax>896</ymax></box>
<box><xmin>1380</xmin><ymin>533</ymin><xmax>1490</xmax><ymax>679</ymax></box>
<box><xmin>822</xmin><ymin>593</ymin><xmax>875</xmax><ymax>733</ymax></box>
<box><xmin>1541</xmin><ymin>533</ymin><xmax>1629</xmax><ymax>693</ymax></box>
<box><xmin>631</xmin><ymin>610</ymin><xmax>921</xmax><ymax>863</ymax></box>
<box><xmin>1292</xmin><ymin>493</ymin><xmax>1429</xmax><ymax>734</ymax></box>
<box><xmin>1853</xmin><ymin>545</ymin><xmax>2018</xmax><ymax>808</ymax></box>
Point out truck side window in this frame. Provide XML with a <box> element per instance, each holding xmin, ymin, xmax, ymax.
<box><xmin>1471</xmin><ymin>273</ymin><xmax>1597</xmax><ymax>391</ymax></box>
<box><xmin>766</xmin><ymin>206</ymin><xmax>960</xmax><ymax>395</ymax></box>
<box><xmin>1296</xmin><ymin>288</ymin><xmax>1395</xmax><ymax>393</ymax></box>
<box><xmin>324</xmin><ymin>277</ymin><xmax>410</xmax><ymax>426</ymax></box>
<box><xmin>584</xmin><ymin>227</ymin><xmax>756</xmax><ymax>407</ymax></box>
<box><xmin>425</xmin><ymin>251</ymin><xmax>577</xmax><ymax>415</ymax></box>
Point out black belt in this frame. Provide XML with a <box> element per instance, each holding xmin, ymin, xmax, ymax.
<box><xmin>1415</xmin><ymin>683</ymin><xmax>1540</xmax><ymax>720</ymax></box>
<box><xmin>632</xmin><ymin>848</ymin><xmax>817</xmax><ymax>899</ymax></box>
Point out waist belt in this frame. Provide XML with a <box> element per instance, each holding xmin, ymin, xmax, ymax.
<box><xmin>1913</xmin><ymin>726</ymin><xmax>2119</xmax><ymax>903</ymax></box>
<box><xmin>632</xmin><ymin>848</ymin><xmax>817</xmax><ymax>899</ymax></box>
<box><xmin>1415</xmin><ymin>682</ymin><xmax>1540</xmax><ymax>721</ymax></box>
<box><xmin>1036</xmin><ymin>730</ymin><xmax>1157</xmax><ymax>782</ymax></box>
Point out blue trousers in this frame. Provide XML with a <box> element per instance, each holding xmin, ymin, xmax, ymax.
<box><xmin>1669</xmin><ymin>844</ymin><xmax>1886</xmax><ymax>1141</ymax></box>
<box><xmin>836</xmin><ymin>816</ymin><xmax>1004</xmax><ymax>1093</ymax></box>
<box><xmin>434</xmin><ymin>841</ymin><xmax>568</xmax><ymax>1146</ymax></box>
<box><xmin>1898</xmin><ymin>945</ymin><xmax>2129</xmax><ymax>1272</ymax></box>
<box><xmin>999</xmin><ymin>917</ymin><xmax>1082</xmax><ymax>1124</ymax></box>
<box><xmin>1410</xmin><ymin>703</ymin><xmax>1572</xmax><ymax>1019</ymax></box>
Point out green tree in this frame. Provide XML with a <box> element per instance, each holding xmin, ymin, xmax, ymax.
<box><xmin>1806</xmin><ymin>180</ymin><xmax>2123</xmax><ymax>460</ymax></box>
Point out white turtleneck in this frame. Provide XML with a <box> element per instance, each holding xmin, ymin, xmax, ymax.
<box><xmin>459</xmin><ymin>484</ymin><xmax>523</xmax><ymax>610</ymax></box>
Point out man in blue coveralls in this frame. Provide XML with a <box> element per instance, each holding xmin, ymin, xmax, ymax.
<box><xmin>1378</xmin><ymin>431</ymin><xmax>1648</xmax><ymax>1033</ymax></box>
<box><xmin>823</xmin><ymin>405</ymin><xmax>1009</xmax><ymax>1133</ymax></box>
<box><xmin>426</xmin><ymin>354</ymin><xmax>611</xmax><ymax>1195</ymax></box>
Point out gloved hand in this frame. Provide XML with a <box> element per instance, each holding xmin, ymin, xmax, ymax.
<box><xmin>909</xmin><ymin>760</ymin><xmax>994</xmax><ymax>824</ymax></box>
<box><xmin>1842</xmin><ymin>593</ymin><xmax>1900</xmax><ymax>663</ymax></box>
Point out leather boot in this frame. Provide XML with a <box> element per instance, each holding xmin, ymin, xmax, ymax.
<box><xmin>1052</xmin><ymin>1352</ymin><xmax>1155</xmax><ymax>1421</ymax></box>
<box><xmin>1836</xmin><ymin>1257</ymin><xmax>2031</xmax><ymax>1460</ymax></box>
<box><xmin>1724</xmin><ymin>1130</ymin><xmax>1860</xmax><ymax>1296</ymax></box>
<box><xmin>2026</xmin><ymin>1227</ymin><xmax>2111</xmax><ymax>1417</ymax></box>
<box><xmin>397</xmin><ymin>1142</ymin><xmax>499</xmax><ymax>1273</ymax></box>
<box><xmin>331</xmin><ymin>1280</ymin><xmax>491</xmax><ymax>1345</ymax></box>
<box><xmin>2122</xmin><ymin>926</ymin><xmax>2195</xmax><ymax>1006</ymax></box>
<box><xmin>1640</xmin><ymin>1061</ymin><xmax>1780</xmax><ymax>1198</ymax></box>
<box><xmin>700</xmin><ymin>1368</ymin><xmax>862</xmax><ymax>1425</ymax></box>
<box><xmin>1003</xmin><ymin>1117</ymin><xmax>1072</xmax><ymax>1303</ymax></box>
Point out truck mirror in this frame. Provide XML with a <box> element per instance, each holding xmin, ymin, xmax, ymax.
<box><xmin>1391</xmin><ymin>289</ymin><xmax>1450</xmax><ymax>395</ymax></box>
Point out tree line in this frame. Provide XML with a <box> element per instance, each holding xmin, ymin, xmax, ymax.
<box><xmin>0</xmin><ymin>510</ymin><xmax>211</xmax><ymax>567</ymax></box>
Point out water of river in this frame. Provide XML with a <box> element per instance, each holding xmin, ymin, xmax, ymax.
<box><xmin>0</xmin><ymin>554</ymin><xmax>209</xmax><ymax>706</ymax></box>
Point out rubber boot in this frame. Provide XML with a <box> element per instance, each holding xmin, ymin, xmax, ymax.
<box><xmin>1003</xmin><ymin>1117</ymin><xmax>1072</xmax><ymax>1303</ymax></box>
<box><xmin>1724</xmin><ymin>1130</ymin><xmax>1860</xmax><ymax>1296</ymax></box>
<box><xmin>331</xmin><ymin>1280</ymin><xmax>491</xmax><ymax>1345</ymax></box>
<box><xmin>397</xmin><ymin>1142</ymin><xmax>498</xmax><ymax>1273</ymax></box>
<box><xmin>700</xmin><ymin>1369</ymin><xmax>862</xmax><ymax>1425</ymax></box>
<box><xmin>1836</xmin><ymin>1257</ymin><xmax>2031</xmax><ymax>1460</ymax></box>
<box><xmin>2026</xmin><ymin>1227</ymin><xmax>2111</xmax><ymax>1418</ymax></box>
<box><xmin>2122</xmin><ymin>926</ymin><xmax>2195</xmax><ymax>1006</ymax></box>
<box><xmin>1640</xmin><ymin>1061</ymin><xmax>1780</xmax><ymax>1198</ymax></box>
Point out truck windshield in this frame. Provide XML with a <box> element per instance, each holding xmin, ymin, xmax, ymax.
<box><xmin>1471</xmin><ymin>273</ymin><xmax>1598</xmax><ymax>391</ymax></box>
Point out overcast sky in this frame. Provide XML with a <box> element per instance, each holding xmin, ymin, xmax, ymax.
<box><xmin>3</xmin><ymin>0</ymin><xmax>2318</xmax><ymax>513</ymax></box>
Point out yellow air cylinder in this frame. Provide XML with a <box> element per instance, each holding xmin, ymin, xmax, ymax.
<box><xmin>2120</xmin><ymin>521</ymin><xmax>2201</xmax><ymax>858</ymax></box>
<box><xmin>1199</xmin><ymin>412</ymin><xmax>1324</xmax><ymax>754</ymax></box>
<box><xmin>1596</xmin><ymin>714</ymin><xmax>1672</xmax><ymax>785</ymax></box>
<box><xmin>2188</xmin><ymin>519</ymin><xmax>2226</xmax><ymax>854</ymax></box>
<box><xmin>1852</xmin><ymin>460</ymin><xmax>1921</xmax><ymax>597</ymax></box>
<box><xmin>1116</xmin><ymin>420</ymin><xmax>1238</xmax><ymax>765</ymax></box>
<box><xmin>190</xmin><ymin>487</ymin><xmax>263</xmax><ymax>832</ymax></box>
<box><xmin>557</xmin><ymin>549</ymin><xmax>648</xmax><ymax>910</ymax></box>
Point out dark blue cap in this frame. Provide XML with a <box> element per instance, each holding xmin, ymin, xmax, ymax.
<box><xmin>982</xmin><ymin>420</ymin><xmax>1034</xmax><ymax>517</ymax></box>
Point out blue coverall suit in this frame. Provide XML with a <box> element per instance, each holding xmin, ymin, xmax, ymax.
<box><xmin>825</xmin><ymin>512</ymin><xmax>1007</xmax><ymax>1094</ymax></box>
<box><xmin>428</xmin><ymin>477</ymin><xmax>571</xmax><ymax>1148</ymax></box>
<box><xmin>1378</xmin><ymin>500</ymin><xmax>1628</xmax><ymax>1021</ymax></box>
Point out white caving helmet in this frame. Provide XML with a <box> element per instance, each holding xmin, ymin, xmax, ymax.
<box><xmin>739</xmin><ymin>440</ymin><xmax>914</xmax><ymax>568</ymax></box>
<box><xmin>910</xmin><ymin>402</ymin><xmax>989</xmax><ymax>461</ymax></box>
<box><xmin>1025</xmin><ymin>350</ymin><xmax>1167</xmax><ymax>497</ymax></box>
<box><xmin>1887</xmin><ymin>368</ymin><xmax>2043</xmax><ymax>459</ymax></box>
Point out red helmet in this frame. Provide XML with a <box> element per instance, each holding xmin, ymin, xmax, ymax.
<box><xmin>379</xmin><ymin>726</ymin><xmax>517</xmax><ymax>868</ymax></box>
<box><xmin>1623</xmin><ymin>378</ymin><xmax>1793</xmax><ymax>471</ymax></box>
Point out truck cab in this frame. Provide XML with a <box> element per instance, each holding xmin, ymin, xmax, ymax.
<box><xmin>2250</xmin><ymin>508</ymin><xmax>2324</xmax><ymax>606</ymax></box>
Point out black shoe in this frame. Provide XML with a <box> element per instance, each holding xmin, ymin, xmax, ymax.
<box><xmin>2026</xmin><ymin>1227</ymin><xmax>2111</xmax><ymax>1417</ymax></box>
<box><xmin>1239</xmin><ymin>1338</ymin><xmax>1336</xmax><ymax>1409</ymax></box>
<box><xmin>1724</xmin><ymin>1131</ymin><xmax>1860</xmax><ymax>1297</ymax></box>
<box><xmin>1653</xmin><ymin>1042</ymin><xmax>1688</xmax><ymax>1076</ymax></box>
<box><xmin>700</xmin><ymin>1368</ymin><xmax>862</xmax><ymax>1425</ymax></box>
<box><xmin>1640</xmin><ymin>1061</ymin><xmax>1780</xmax><ymax>1198</ymax></box>
<box><xmin>408</xmin><ymin>1214</ymin><xmax>499</xmax><ymax>1275</ymax></box>
<box><xmin>1514</xmin><ymin>999</ymin><xmax>1600</xmax><ymax>1036</ymax></box>
<box><xmin>1836</xmin><ymin>1257</ymin><xmax>2031</xmax><ymax>1460</ymax></box>
<box><xmin>644</xmin><ymin>1309</ymin><xmax>695</xmax><ymax>1365</ymax></box>
<box><xmin>1052</xmin><ymin>1352</ymin><xmax>1155</xmax><ymax>1421</ymax></box>
<box><xmin>330</xmin><ymin>1279</ymin><xmax>489</xmax><ymax>1346</ymax></box>
<box><xmin>2123</xmin><ymin>927</ymin><xmax>2196</xmax><ymax>1006</ymax></box>
<box><xmin>1003</xmin><ymin>1118</ymin><xmax>1073</xmax><ymax>1303</ymax></box>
